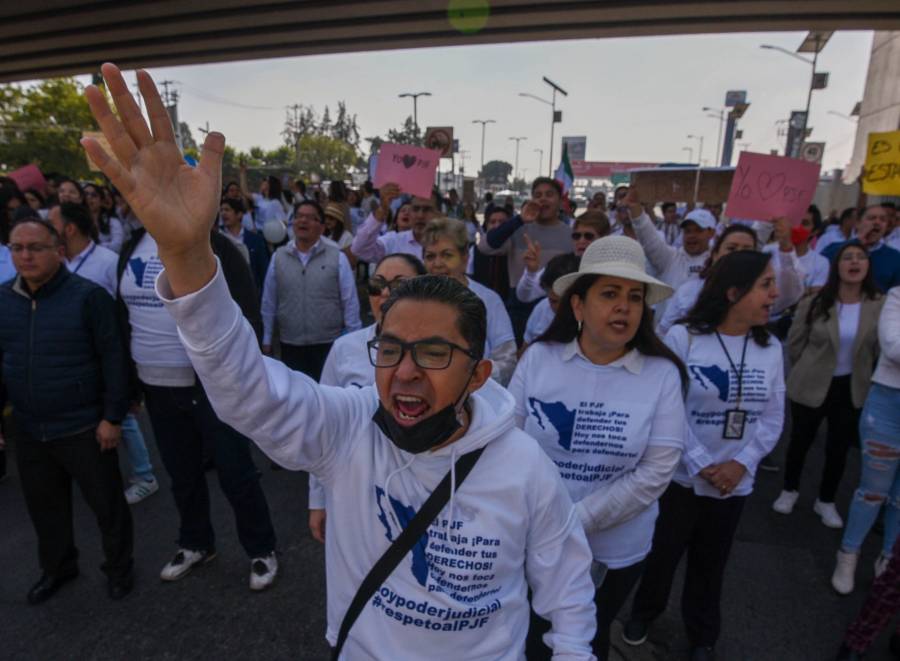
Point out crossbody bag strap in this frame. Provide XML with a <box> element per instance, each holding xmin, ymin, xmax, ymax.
<box><xmin>330</xmin><ymin>446</ymin><xmax>485</xmax><ymax>660</ymax></box>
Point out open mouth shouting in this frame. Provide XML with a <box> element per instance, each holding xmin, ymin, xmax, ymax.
<box><xmin>393</xmin><ymin>394</ymin><xmax>431</xmax><ymax>425</ymax></box>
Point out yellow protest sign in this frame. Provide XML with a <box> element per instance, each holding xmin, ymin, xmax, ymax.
<box><xmin>862</xmin><ymin>130</ymin><xmax>900</xmax><ymax>196</ymax></box>
<box><xmin>82</xmin><ymin>130</ymin><xmax>114</xmax><ymax>172</ymax></box>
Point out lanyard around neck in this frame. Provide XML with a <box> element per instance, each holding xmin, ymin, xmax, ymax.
<box><xmin>70</xmin><ymin>243</ymin><xmax>97</xmax><ymax>275</ymax></box>
<box><xmin>714</xmin><ymin>331</ymin><xmax>749</xmax><ymax>408</ymax></box>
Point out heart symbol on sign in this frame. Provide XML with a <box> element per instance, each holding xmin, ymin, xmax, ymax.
<box><xmin>402</xmin><ymin>155</ymin><xmax>417</xmax><ymax>169</ymax></box>
<box><xmin>757</xmin><ymin>172</ymin><xmax>786</xmax><ymax>201</ymax></box>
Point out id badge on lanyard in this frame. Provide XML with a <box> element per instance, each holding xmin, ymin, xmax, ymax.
<box><xmin>723</xmin><ymin>409</ymin><xmax>747</xmax><ymax>440</ymax></box>
<box><xmin>716</xmin><ymin>332</ymin><xmax>750</xmax><ymax>441</ymax></box>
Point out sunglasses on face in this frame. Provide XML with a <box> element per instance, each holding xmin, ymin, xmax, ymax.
<box><xmin>571</xmin><ymin>232</ymin><xmax>597</xmax><ymax>241</ymax></box>
<box><xmin>367</xmin><ymin>276</ymin><xmax>408</xmax><ymax>296</ymax></box>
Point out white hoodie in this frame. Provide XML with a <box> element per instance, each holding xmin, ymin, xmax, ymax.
<box><xmin>157</xmin><ymin>263</ymin><xmax>597</xmax><ymax>660</ymax></box>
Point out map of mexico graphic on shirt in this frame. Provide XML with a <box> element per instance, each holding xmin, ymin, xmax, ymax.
<box><xmin>372</xmin><ymin>485</ymin><xmax>505</xmax><ymax>603</ymax></box>
<box><xmin>375</xmin><ymin>486</ymin><xmax>430</xmax><ymax>586</ymax></box>
<box><xmin>527</xmin><ymin>398</ymin><xmax>576</xmax><ymax>450</ymax></box>
<box><xmin>689</xmin><ymin>364</ymin><xmax>730</xmax><ymax>402</ymax></box>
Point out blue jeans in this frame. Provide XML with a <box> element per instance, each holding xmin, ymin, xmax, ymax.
<box><xmin>120</xmin><ymin>413</ymin><xmax>154</xmax><ymax>482</ymax></box>
<box><xmin>841</xmin><ymin>383</ymin><xmax>900</xmax><ymax>556</ymax></box>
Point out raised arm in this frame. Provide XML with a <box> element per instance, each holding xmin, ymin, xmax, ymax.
<box><xmin>626</xmin><ymin>191</ymin><xmax>677</xmax><ymax>275</ymax></box>
<box><xmin>80</xmin><ymin>63</ymin><xmax>363</xmax><ymax>477</ymax></box>
<box><xmin>350</xmin><ymin>183</ymin><xmax>400</xmax><ymax>263</ymax></box>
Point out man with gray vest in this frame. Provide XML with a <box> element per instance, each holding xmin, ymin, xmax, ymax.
<box><xmin>261</xmin><ymin>199</ymin><xmax>361</xmax><ymax>380</ymax></box>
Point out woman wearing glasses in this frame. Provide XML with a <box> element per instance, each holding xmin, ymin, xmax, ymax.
<box><xmin>421</xmin><ymin>217</ymin><xmax>518</xmax><ymax>385</ymax></box>
<box><xmin>773</xmin><ymin>242</ymin><xmax>883</xmax><ymax>529</ymax></box>
<box><xmin>510</xmin><ymin>236</ymin><xmax>688</xmax><ymax>661</ymax></box>
<box><xmin>307</xmin><ymin>253</ymin><xmax>426</xmax><ymax>544</ymax></box>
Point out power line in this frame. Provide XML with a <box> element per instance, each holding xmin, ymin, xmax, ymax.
<box><xmin>178</xmin><ymin>85</ymin><xmax>277</xmax><ymax>111</ymax></box>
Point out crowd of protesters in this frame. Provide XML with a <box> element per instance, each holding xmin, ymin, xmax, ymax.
<box><xmin>1</xmin><ymin>64</ymin><xmax>899</xmax><ymax>661</ymax></box>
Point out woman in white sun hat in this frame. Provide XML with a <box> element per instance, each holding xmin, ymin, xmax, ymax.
<box><xmin>510</xmin><ymin>235</ymin><xmax>688</xmax><ymax>661</ymax></box>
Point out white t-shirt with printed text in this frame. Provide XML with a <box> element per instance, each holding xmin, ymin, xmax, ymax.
<box><xmin>509</xmin><ymin>341</ymin><xmax>685</xmax><ymax>568</ymax></box>
<box><xmin>664</xmin><ymin>324</ymin><xmax>785</xmax><ymax>499</ymax></box>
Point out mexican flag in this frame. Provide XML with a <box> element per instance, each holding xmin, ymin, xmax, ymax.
<box><xmin>554</xmin><ymin>143</ymin><xmax>574</xmax><ymax>194</ymax></box>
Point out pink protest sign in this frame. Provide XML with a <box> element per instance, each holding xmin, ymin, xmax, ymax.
<box><xmin>7</xmin><ymin>164</ymin><xmax>46</xmax><ymax>194</ymax></box>
<box><xmin>373</xmin><ymin>143</ymin><xmax>441</xmax><ymax>198</ymax></box>
<box><xmin>726</xmin><ymin>152</ymin><xmax>820</xmax><ymax>224</ymax></box>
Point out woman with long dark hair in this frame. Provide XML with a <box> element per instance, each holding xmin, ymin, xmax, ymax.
<box><xmin>512</xmin><ymin>236</ymin><xmax>688</xmax><ymax>661</ymax></box>
<box><xmin>83</xmin><ymin>183</ymin><xmax>124</xmax><ymax>252</ymax></box>
<box><xmin>625</xmin><ymin>250</ymin><xmax>786</xmax><ymax>661</ymax></box>
<box><xmin>239</xmin><ymin>166</ymin><xmax>288</xmax><ymax>232</ymax></box>
<box><xmin>657</xmin><ymin>221</ymin><xmax>804</xmax><ymax>336</ymax></box>
<box><xmin>774</xmin><ymin>242</ymin><xmax>883</xmax><ymax>527</ymax></box>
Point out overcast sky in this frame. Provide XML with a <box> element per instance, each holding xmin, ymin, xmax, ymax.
<box><xmin>106</xmin><ymin>29</ymin><xmax>872</xmax><ymax>176</ymax></box>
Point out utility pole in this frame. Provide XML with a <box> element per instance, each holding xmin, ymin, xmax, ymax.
<box><xmin>159</xmin><ymin>80</ymin><xmax>182</xmax><ymax>149</ymax></box>
<box><xmin>286</xmin><ymin>103</ymin><xmax>303</xmax><ymax>168</ymax></box>
<box><xmin>472</xmin><ymin>119</ymin><xmax>496</xmax><ymax>181</ymax></box>
<box><xmin>399</xmin><ymin>92</ymin><xmax>431</xmax><ymax>135</ymax></box>
<box><xmin>509</xmin><ymin>136</ymin><xmax>527</xmax><ymax>181</ymax></box>
<box><xmin>543</xmin><ymin>77</ymin><xmax>568</xmax><ymax>176</ymax></box>
<box><xmin>687</xmin><ymin>134</ymin><xmax>705</xmax><ymax>166</ymax></box>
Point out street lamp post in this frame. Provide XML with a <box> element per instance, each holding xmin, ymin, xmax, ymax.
<box><xmin>682</xmin><ymin>146</ymin><xmax>694</xmax><ymax>163</ymax></box>
<box><xmin>703</xmin><ymin>106</ymin><xmax>726</xmax><ymax>165</ymax></box>
<box><xmin>533</xmin><ymin>148</ymin><xmax>544</xmax><ymax>178</ymax></box>
<box><xmin>687</xmin><ymin>134</ymin><xmax>704</xmax><ymax>165</ymax></box>
<box><xmin>760</xmin><ymin>31</ymin><xmax>832</xmax><ymax>157</ymax></box>
<box><xmin>398</xmin><ymin>91</ymin><xmax>432</xmax><ymax>134</ymax></box>
<box><xmin>472</xmin><ymin>119</ymin><xmax>496</xmax><ymax>182</ymax></box>
<box><xmin>509</xmin><ymin>136</ymin><xmax>527</xmax><ymax>180</ymax></box>
<box><xmin>519</xmin><ymin>76</ymin><xmax>568</xmax><ymax>176</ymax></box>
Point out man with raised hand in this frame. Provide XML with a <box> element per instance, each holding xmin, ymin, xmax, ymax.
<box><xmin>83</xmin><ymin>63</ymin><xmax>596</xmax><ymax>660</ymax></box>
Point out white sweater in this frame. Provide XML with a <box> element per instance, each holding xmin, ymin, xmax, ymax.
<box><xmin>157</xmin><ymin>262</ymin><xmax>597</xmax><ymax>660</ymax></box>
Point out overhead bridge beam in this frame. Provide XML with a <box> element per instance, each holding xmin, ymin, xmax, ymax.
<box><xmin>0</xmin><ymin>0</ymin><xmax>897</xmax><ymax>82</ymax></box>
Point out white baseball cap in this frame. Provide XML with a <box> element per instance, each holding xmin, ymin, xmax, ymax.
<box><xmin>680</xmin><ymin>208</ymin><xmax>717</xmax><ymax>231</ymax></box>
<box><xmin>552</xmin><ymin>235</ymin><xmax>674</xmax><ymax>305</ymax></box>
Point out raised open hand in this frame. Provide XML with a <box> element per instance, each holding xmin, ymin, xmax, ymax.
<box><xmin>81</xmin><ymin>63</ymin><xmax>223</xmax><ymax>294</ymax></box>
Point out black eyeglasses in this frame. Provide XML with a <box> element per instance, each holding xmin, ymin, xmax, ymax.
<box><xmin>367</xmin><ymin>337</ymin><xmax>476</xmax><ymax>370</ymax></box>
<box><xmin>367</xmin><ymin>276</ymin><xmax>409</xmax><ymax>296</ymax></box>
<box><xmin>571</xmin><ymin>232</ymin><xmax>597</xmax><ymax>241</ymax></box>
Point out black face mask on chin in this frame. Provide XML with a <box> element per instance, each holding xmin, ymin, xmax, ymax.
<box><xmin>372</xmin><ymin>367</ymin><xmax>475</xmax><ymax>455</ymax></box>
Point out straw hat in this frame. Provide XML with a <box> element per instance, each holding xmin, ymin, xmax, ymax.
<box><xmin>324</xmin><ymin>202</ymin><xmax>345</xmax><ymax>224</ymax></box>
<box><xmin>552</xmin><ymin>235</ymin><xmax>674</xmax><ymax>305</ymax></box>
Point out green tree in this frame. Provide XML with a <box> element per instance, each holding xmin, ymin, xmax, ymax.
<box><xmin>0</xmin><ymin>77</ymin><xmax>98</xmax><ymax>178</ymax></box>
<box><xmin>480</xmin><ymin>160</ymin><xmax>513</xmax><ymax>186</ymax></box>
<box><xmin>296</xmin><ymin>134</ymin><xmax>357</xmax><ymax>181</ymax></box>
<box><xmin>387</xmin><ymin>116</ymin><xmax>422</xmax><ymax>146</ymax></box>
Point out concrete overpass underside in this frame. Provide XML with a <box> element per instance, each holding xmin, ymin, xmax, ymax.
<box><xmin>2</xmin><ymin>0</ymin><xmax>899</xmax><ymax>83</ymax></box>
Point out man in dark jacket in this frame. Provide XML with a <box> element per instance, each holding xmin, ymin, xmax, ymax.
<box><xmin>0</xmin><ymin>218</ymin><xmax>133</xmax><ymax>604</ymax></box>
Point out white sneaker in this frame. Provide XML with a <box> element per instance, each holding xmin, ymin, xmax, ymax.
<box><xmin>160</xmin><ymin>548</ymin><xmax>217</xmax><ymax>581</ymax></box>
<box><xmin>875</xmin><ymin>552</ymin><xmax>892</xmax><ymax>578</ymax></box>
<box><xmin>772</xmin><ymin>490</ymin><xmax>800</xmax><ymax>514</ymax></box>
<box><xmin>124</xmin><ymin>477</ymin><xmax>159</xmax><ymax>505</ymax></box>
<box><xmin>249</xmin><ymin>552</ymin><xmax>278</xmax><ymax>591</ymax></box>
<box><xmin>832</xmin><ymin>549</ymin><xmax>858</xmax><ymax>595</ymax></box>
<box><xmin>814</xmin><ymin>500</ymin><xmax>844</xmax><ymax>528</ymax></box>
